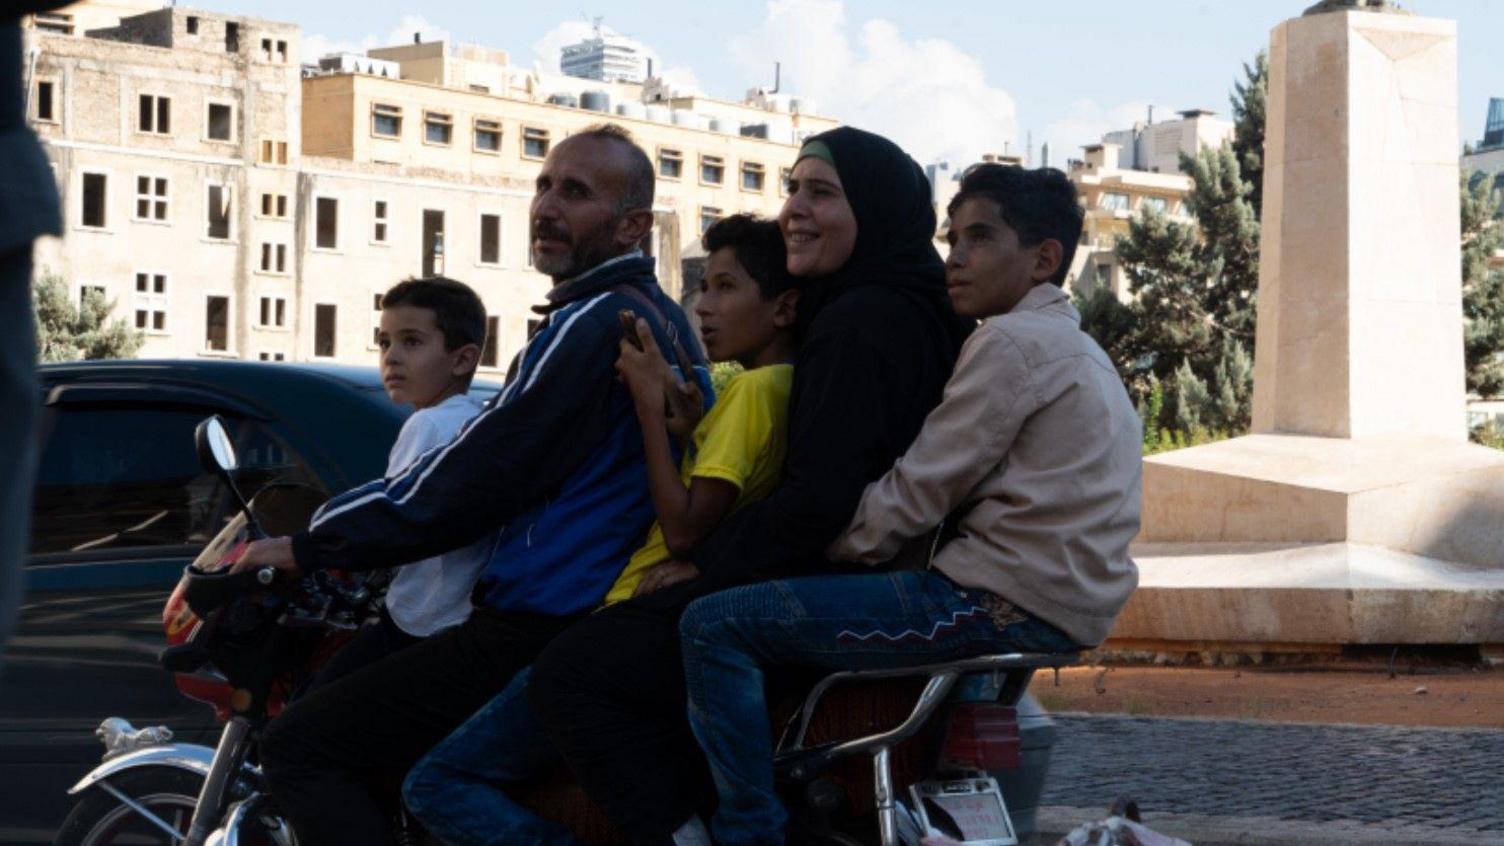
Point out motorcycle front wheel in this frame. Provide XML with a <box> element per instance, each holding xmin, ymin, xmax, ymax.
<box><xmin>53</xmin><ymin>766</ymin><xmax>203</xmax><ymax>846</ymax></box>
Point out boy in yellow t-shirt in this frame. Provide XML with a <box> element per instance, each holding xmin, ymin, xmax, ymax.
<box><xmin>403</xmin><ymin>214</ymin><xmax>798</xmax><ymax>846</ymax></box>
<box><xmin>606</xmin><ymin>215</ymin><xmax>797</xmax><ymax>600</ymax></box>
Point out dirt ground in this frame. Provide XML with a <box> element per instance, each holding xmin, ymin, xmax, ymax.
<box><xmin>1028</xmin><ymin>663</ymin><xmax>1504</xmax><ymax>728</ymax></box>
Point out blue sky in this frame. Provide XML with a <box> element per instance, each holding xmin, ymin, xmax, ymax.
<box><xmin>214</xmin><ymin>0</ymin><xmax>1503</xmax><ymax>166</ymax></box>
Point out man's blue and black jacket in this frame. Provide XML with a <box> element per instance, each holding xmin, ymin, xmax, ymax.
<box><xmin>291</xmin><ymin>254</ymin><xmax>713</xmax><ymax>617</ymax></box>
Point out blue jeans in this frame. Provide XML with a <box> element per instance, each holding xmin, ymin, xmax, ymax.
<box><xmin>402</xmin><ymin>667</ymin><xmax>584</xmax><ymax>846</ymax></box>
<box><xmin>678</xmin><ymin>571</ymin><xmax>1080</xmax><ymax>846</ymax></box>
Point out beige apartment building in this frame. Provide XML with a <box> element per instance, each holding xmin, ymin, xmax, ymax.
<box><xmin>1067</xmin><ymin>142</ymin><xmax>1196</xmax><ymax>298</ymax></box>
<box><xmin>24</xmin><ymin>2</ymin><xmax>837</xmax><ymax>374</ymax></box>
<box><xmin>25</xmin><ymin>6</ymin><xmax>303</xmax><ymax>364</ymax></box>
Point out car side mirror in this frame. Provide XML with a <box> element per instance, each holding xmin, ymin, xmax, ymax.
<box><xmin>195</xmin><ymin>415</ymin><xmax>238</xmax><ymax>475</ymax></box>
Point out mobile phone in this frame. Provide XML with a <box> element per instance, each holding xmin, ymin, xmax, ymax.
<box><xmin>619</xmin><ymin>309</ymin><xmax>643</xmax><ymax>351</ymax></box>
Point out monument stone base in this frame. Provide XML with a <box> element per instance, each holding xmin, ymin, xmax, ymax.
<box><xmin>1114</xmin><ymin>435</ymin><xmax>1504</xmax><ymax>647</ymax></box>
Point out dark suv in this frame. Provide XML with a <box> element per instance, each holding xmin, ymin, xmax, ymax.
<box><xmin>0</xmin><ymin>360</ymin><xmax>499</xmax><ymax>844</ymax></box>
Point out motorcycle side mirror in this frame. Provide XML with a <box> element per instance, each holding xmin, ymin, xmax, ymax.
<box><xmin>195</xmin><ymin>415</ymin><xmax>239</xmax><ymax>475</ymax></box>
<box><xmin>195</xmin><ymin>415</ymin><xmax>262</xmax><ymax>537</ymax></box>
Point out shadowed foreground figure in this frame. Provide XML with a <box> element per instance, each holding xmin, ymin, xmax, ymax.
<box><xmin>0</xmin><ymin>5</ymin><xmax>66</xmax><ymax>678</ymax></box>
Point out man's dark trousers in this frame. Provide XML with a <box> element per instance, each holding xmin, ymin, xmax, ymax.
<box><xmin>528</xmin><ymin>597</ymin><xmax>715</xmax><ymax>845</ymax></box>
<box><xmin>260</xmin><ymin>607</ymin><xmax>576</xmax><ymax>845</ymax></box>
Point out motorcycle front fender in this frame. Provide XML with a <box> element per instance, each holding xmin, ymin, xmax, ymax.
<box><xmin>67</xmin><ymin>743</ymin><xmax>220</xmax><ymax>795</ymax></box>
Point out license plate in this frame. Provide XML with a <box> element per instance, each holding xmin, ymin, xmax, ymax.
<box><xmin>907</xmin><ymin>776</ymin><xmax>1017</xmax><ymax>845</ymax></box>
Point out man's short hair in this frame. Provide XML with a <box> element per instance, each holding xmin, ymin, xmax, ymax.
<box><xmin>702</xmin><ymin>214</ymin><xmax>795</xmax><ymax>299</ymax></box>
<box><xmin>948</xmin><ymin>164</ymin><xmax>1084</xmax><ymax>287</ymax></box>
<box><xmin>380</xmin><ymin>276</ymin><xmax>487</xmax><ymax>352</ymax></box>
<box><xmin>573</xmin><ymin>123</ymin><xmax>655</xmax><ymax>215</ymax></box>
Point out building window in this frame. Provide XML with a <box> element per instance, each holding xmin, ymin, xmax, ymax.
<box><xmin>34</xmin><ymin>12</ymin><xmax>74</xmax><ymax>34</ymax></box>
<box><xmin>205</xmin><ymin>295</ymin><xmax>230</xmax><ymax>352</ymax></box>
<box><xmin>206</xmin><ymin>102</ymin><xmax>234</xmax><ymax>142</ymax></box>
<box><xmin>258</xmin><ymin>352</ymin><xmax>286</xmax><ymax>362</ymax></box>
<box><xmin>700</xmin><ymin>206</ymin><xmax>723</xmax><ymax>235</ymax></box>
<box><xmin>81</xmin><ymin>172</ymin><xmax>107</xmax><ymax>228</ymax></box>
<box><xmin>422</xmin><ymin>209</ymin><xmax>445</xmax><ymax>277</ymax></box>
<box><xmin>258</xmin><ymin>242</ymin><xmax>288</xmax><ymax>274</ymax></box>
<box><xmin>314</xmin><ymin>304</ymin><xmax>337</xmax><ymax>358</ymax></box>
<box><xmin>1142</xmin><ymin>197</ymin><xmax>1168</xmax><ymax>215</ymax></box>
<box><xmin>741</xmin><ymin>161</ymin><xmax>765</xmax><ymax>193</ymax></box>
<box><xmin>258</xmin><ymin>296</ymin><xmax>287</xmax><ymax>328</ymax></box>
<box><xmin>372</xmin><ymin>104</ymin><xmax>402</xmax><ymax>138</ymax></box>
<box><xmin>424</xmin><ymin>111</ymin><xmax>453</xmax><ymax>145</ymax></box>
<box><xmin>206</xmin><ymin>183</ymin><xmax>232</xmax><ymax>240</ymax></box>
<box><xmin>370</xmin><ymin>293</ymin><xmax>383</xmax><ymax>347</ymax></box>
<box><xmin>138</xmin><ymin>94</ymin><xmax>171</xmax><ymax>134</ymax></box>
<box><xmin>522</xmin><ymin>127</ymin><xmax>549</xmax><ymax>159</ymax></box>
<box><xmin>315</xmin><ymin>197</ymin><xmax>338</xmax><ymax>250</ymax></box>
<box><xmin>35</xmin><ymin>80</ymin><xmax>56</xmax><ymax>122</ymax></box>
<box><xmin>225</xmin><ymin>21</ymin><xmax>239</xmax><ymax>52</ymax></box>
<box><xmin>479</xmin><ymin>214</ymin><xmax>501</xmax><ymax>265</ymax></box>
<box><xmin>700</xmin><ymin>155</ymin><xmax>724</xmax><ymax>186</ymax></box>
<box><xmin>259</xmin><ymin>139</ymin><xmax>288</xmax><ymax>165</ymax></box>
<box><xmin>480</xmin><ymin>315</ymin><xmax>500</xmax><ymax>368</ymax></box>
<box><xmin>260</xmin><ymin>192</ymin><xmax>288</xmax><ymax>219</ymax></box>
<box><xmin>658</xmin><ymin>148</ymin><xmax>683</xmax><ymax>180</ymax></box>
<box><xmin>186</xmin><ymin>16</ymin><xmax>199</xmax><ymax>34</ymax></box>
<box><xmin>779</xmin><ymin>167</ymin><xmax>792</xmax><ymax>197</ymax></box>
<box><xmin>474</xmin><ymin>118</ymin><xmax>501</xmax><ymax>153</ymax></box>
<box><xmin>79</xmin><ymin>284</ymin><xmax>106</xmax><ymax>311</ymax></box>
<box><xmin>134</xmin><ymin>175</ymin><xmax>168</xmax><ymax>222</ymax></box>
<box><xmin>134</xmin><ymin>272</ymin><xmax>168</xmax><ymax>332</ymax></box>
<box><xmin>373</xmin><ymin>200</ymin><xmax>389</xmax><ymax>243</ymax></box>
<box><xmin>1100</xmin><ymin>192</ymin><xmax>1130</xmax><ymax>212</ymax></box>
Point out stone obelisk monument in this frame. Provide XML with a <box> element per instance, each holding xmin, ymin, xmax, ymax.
<box><xmin>1112</xmin><ymin>3</ymin><xmax>1504</xmax><ymax>650</ymax></box>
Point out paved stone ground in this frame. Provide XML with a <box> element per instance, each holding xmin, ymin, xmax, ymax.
<box><xmin>1038</xmin><ymin>714</ymin><xmax>1504</xmax><ymax>843</ymax></box>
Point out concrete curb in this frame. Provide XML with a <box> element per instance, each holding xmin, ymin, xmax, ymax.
<box><xmin>1033</xmin><ymin>805</ymin><xmax>1500</xmax><ymax>846</ymax></box>
<box><xmin>1050</xmin><ymin>710</ymin><xmax>1504</xmax><ymax>734</ymax></box>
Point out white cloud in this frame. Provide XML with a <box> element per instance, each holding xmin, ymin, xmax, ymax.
<box><xmin>1039</xmin><ymin>99</ymin><xmax>1167</xmax><ymax>167</ymax></box>
<box><xmin>531</xmin><ymin>20</ymin><xmax>703</xmax><ymax>95</ymax></box>
<box><xmin>298</xmin><ymin>14</ymin><xmax>451</xmax><ymax>64</ymax></box>
<box><xmin>728</xmin><ymin>0</ymin><xmax>1018</xmax><ymax>168</ymax></box>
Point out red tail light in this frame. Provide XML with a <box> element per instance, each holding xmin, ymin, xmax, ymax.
<box><xmin>939</xmin><ymin>703</ymin><xmax>1020</xmax><ymax>771</ymax></box>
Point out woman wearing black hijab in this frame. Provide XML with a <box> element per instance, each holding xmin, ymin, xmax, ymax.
<box><xmin>527</xmin><ymin>127</ymin><xmax>969</xmax><ymax>845</ymax></box>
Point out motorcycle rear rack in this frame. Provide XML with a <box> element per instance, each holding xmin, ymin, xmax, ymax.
<box><xmin>772</xmin><ymin>651</ymin><xmax>1080</xmax><ymax>846</ymax></box>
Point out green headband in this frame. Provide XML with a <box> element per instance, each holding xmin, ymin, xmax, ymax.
<box><xmin>795</xmin><ymin>139</ymin><xmax>836</xmax><ymax>169</ymax></box>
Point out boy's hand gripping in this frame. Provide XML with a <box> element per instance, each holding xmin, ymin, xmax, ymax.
<box><xmin>615</xmin><ymin>315</ymin><xmax>704</xmax><ymax>439</ymax></box>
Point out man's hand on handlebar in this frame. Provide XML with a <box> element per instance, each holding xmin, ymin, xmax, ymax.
<box><xmin>229</xmin><ymin>536</ymin><xmax>302</xmax><ymax>578</ymax></box>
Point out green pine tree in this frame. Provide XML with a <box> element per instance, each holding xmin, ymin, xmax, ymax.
<box><xmin>34</xmin><ymin>270</ymin><xmax>142</xmax><ymax>362</ymax></box>
<box><xmin>1230</xmin><ymin>52</ymin><xmax>1268</xmax><ymax>217</ymax></box>
<box><xmin>1461</xmin><ymin>174</ymin><xmax>1504</xmax><ymax>397</ymax></box>
<box><xmin>1088</xmin><ymin>52</ymin><xmax>1265</xmax><ymax>440</ymax></box>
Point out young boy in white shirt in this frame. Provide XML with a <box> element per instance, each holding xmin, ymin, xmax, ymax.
<box><xmin>308</xmin><ymin>276</ymin><xmax>492</xmax><ymax>687</ymax></box>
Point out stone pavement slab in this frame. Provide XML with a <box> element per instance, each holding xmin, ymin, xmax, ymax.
<box><xmin>1036</xmin><ymin>714</ymin><xmax>1504</xmax><ymax>844</ymax></box>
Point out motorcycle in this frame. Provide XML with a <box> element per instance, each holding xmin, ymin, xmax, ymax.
<box><xmin>53</xmin><ymin>415</ymin><xmax>385</xmax><ymax>846</ymax></box>
<box><xmin>53</xmin><ymin>414</ymin><xmax>1078</xmax><ymax>846</ymax></box>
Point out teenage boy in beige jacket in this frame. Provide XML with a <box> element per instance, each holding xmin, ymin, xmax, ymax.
<box><xmin>675</xmin><ymin>163</ymin><xmax>1142</xmax><ymax>846</ymax></box>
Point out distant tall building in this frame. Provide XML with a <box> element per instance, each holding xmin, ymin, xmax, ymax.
<box><xmin>560</xmin><ymin>23</ymin><xmax>646</xmax><ymax>84</ymax></box>
<box><xmin>1463</xmin><ymin>98</ymin><xmax>1504</xmax><ymax>222</ymax></box>
<box><xmin>1101</xmin><ymin>108</ymin><xmax>1233</xmax><ymax>175</ymax></box>
<box><xmin>1482</xmin><ymin>97</ymin><xmax>1504</xmax><ymax>151</ymax></box>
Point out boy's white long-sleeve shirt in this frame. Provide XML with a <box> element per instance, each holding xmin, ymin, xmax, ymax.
<box><xmin>382</xmin><ymin>393</ymin><xmax>492</xmax><ymax>637</ymax></box>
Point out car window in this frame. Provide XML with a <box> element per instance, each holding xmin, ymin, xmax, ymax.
<box><xmin>30</xmin><ymin>406</ymin><xmax>326</xmax><ymax>557</ymax></box>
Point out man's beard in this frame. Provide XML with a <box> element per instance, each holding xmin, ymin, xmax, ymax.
<box><xmin>532</xmin><ymin>217</ymin><xmax>623</xmax><ymax>281</ymax></box>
